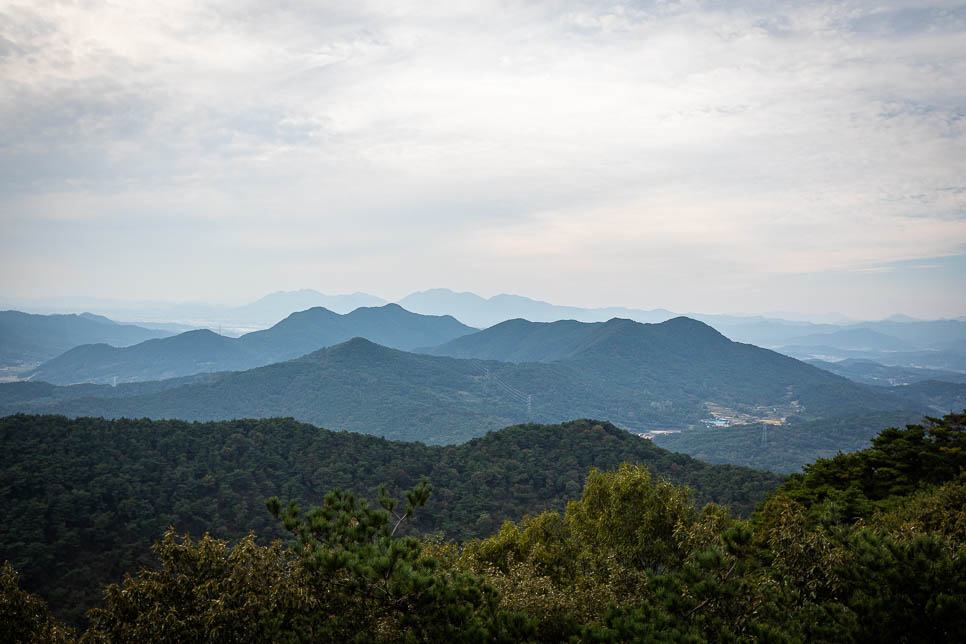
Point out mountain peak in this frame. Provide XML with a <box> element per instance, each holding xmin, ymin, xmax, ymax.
<box><xmin>309</xmin><ymin>336</ymin><xmax>392</xmax><ymax>360</ymax></box>
<box><xmin>279</xmin><ymin>306</ymin><xmax>339</xmax><ymax>321</ymax></box>
<box><xmin>662</xmin><ymin>316</ymin><xmax>725</xmax><ymax>334</ymax></box>
<box><xmin>165</xmin><ymin>328</ymin><xmax>232</xmax><ymax>346</ymax></box>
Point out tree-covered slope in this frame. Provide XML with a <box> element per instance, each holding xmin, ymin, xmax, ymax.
<box><xmin>420</xmin><ymin>317</ymin><xmax>600</xmax><ymax>361</ymax></box>
<box><xmin>0</xmin><ymin>310</ymin><xmax>170</xmax><ymax>367</ymax></box>
<box><xmin>428</xmin><ymin>316</ymin><xmax>871</xmax><ymax>408</ymax></box>
<box><xmin>5</xmin><ymin>411</ymin><xmax>964</xmax><ymax>642</ymax></box>
<box><xmin>242</xmin><ymin>302</ymin><xmax>474</xmax><ymax>361</ymax></box>
<box><xmin>433</xmin><ymin>316</ymin><xmax>895</xmax><ymax>420</ymax></box>
<box><xmin>13</xmin><ymin>339</ymin><xmax>526</xmax><ymax>443</ymax></box>
<box><xmin>556</xmin><ymin>317</ymin><xmax>877</xmax><ymax>417</ymax></box>
<box><xmin>30</xmin><ymin>330</ymin><xmax>254</xmax><ymax>384</ymax></box>
<box><xmin>0</xmin><ymin>414</ymin><xmax>783</xmax><ymax>625</ymax></box>
<box><xmin>650</xmin><ymin>410</ymin><xmax>927</xmax><ymax>473</ymax></box>
<box><xmin>28</xmin><ymin>304</ymin><xmax>475</xmax><ymax>385</ymax></box>
<box><xmin>7</xmin><ymin>330</ymin><xmax>915</xmax><ymax>443</ymax></box>
<box><xmin>10</xmin><ymin>322</ymin><xmax>940</xmax><ymax>443</ymax></box>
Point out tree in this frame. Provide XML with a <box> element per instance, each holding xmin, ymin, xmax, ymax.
<box><xmin>83</xmin><ymin>531</ymin><xmax>311</xmax><ymax>643</ymax></box>
<box><xmin>265</xmin><ymin>478</ymin><xmax>532</xmax><ymax>642</ymax></box>
<box><xmin>0</xmin><ymin>562</ymin><xmax>75</xmax><ymax>644</ymax></box>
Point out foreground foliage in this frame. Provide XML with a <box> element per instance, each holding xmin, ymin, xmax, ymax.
<box><xmin>0</xmin><ymin>415</ymin><xmax>780</xmax><ymax>625</ymax></box>
<box><xmin>2</xmin><ymin>411</ymin><xmax>964</xmax><ymax>641</ymax></box>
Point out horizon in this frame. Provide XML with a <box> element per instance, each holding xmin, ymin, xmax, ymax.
<box><xmin>1</xmin><ymin>286</ymin><xmax>961</xmax><ymax>324</ymax></box>
<box><xmin>2</xmin><ymin>2</ymin><xmax>965</xmax><ymax>319</ymax></box>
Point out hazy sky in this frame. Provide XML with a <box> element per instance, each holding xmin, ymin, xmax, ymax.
<box><xmin>1</xmin><ymin>0</ymin><xmax>964</xmax><ymax>318</ymax></box>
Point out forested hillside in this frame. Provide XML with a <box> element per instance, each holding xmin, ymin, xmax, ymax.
<box><xmin>3</xmin><ymin>411</ymin><xmax>963</xmax><ymax>642</ymax></box>
<box><xmin>6</xmin><ymin>325</ymin><xmax>924</xmax><ymax>443</ymax></box>
<box><xmin>29</xmin><ymin>304</ymin><xmax>474</xmax><ymax>385</ymax></box>
<box><xmin>0</xmin><ymin>311</ymin><xmax>169</xmax><ymax>369</ymax></box>
<box><xmin>428</xmin><ymin>316</ymin><xmax>908</xmax><ymax>419</ymax></box>
<box><xmin>650</xmin><ymin>410</ymin><xmax>926</xmax><ymax>473</ymax></box>
<box><xmin>0</xmin><ymin>414</ymin><xmax>781</xmax><ymax>625</ymax></box>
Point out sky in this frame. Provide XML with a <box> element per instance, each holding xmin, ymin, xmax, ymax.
<box><xmin>1</xmin><ymin>0</ymin><xmax>965</xmax><ymax>319</ymax></box>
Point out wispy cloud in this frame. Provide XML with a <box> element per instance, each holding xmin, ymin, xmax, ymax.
<box><xmin>1</xmin><ymin>1</ymin><xmax>964</xmax><ymax>317</ymax></box>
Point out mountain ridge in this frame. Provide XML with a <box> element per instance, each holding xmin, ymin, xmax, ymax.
<box><xmin>6</xmin><ymin>320</ymin><xmax>922</xmax><ymax>443</ymax></box>
<box><xmin>0</xmin><ymin>310</ymin><xmax>171</xmax><ymax>369</ymax></box>
<box><xmin>29</xmin><ymin>304</ymin><xmax>475</xmax><ymax>385</ymax></box>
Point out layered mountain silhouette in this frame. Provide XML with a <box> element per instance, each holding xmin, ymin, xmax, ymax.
<box><xmin>0</xmin><ymin>310</ymin><xmax>170</xmax><ymax>367</ymax></box>
<box><xmin>228</xmin><ymin>289</ymin><xmax>388</xmax><ymax>324</ymax></box>
<box><xmin>805</xmin><ymin>358</ymin><xmax>966</xmax><ymax>386</ymax></box>
<box><xmin>398</xmin><ymin>288</ymin><xmax>675</xmax><ymax>328</ymax></box>
<box><xmin>779</xmin><ymin>328</ymin><xmax>915</xmax><ymax>352</ymax></box>
<box><xmin>429</xmin><ymin>313</ymin><xmax>966</xmax><ymax>374</ymax></box>
<box><xmin>29</xmin><ymin>304</ymin><xmax>475</xmax><ymax>385</ymax></box>
<box><xmin>7</xmin><ymin>317</ymin><xmax>924</xmax><ymax>443</ymax></box>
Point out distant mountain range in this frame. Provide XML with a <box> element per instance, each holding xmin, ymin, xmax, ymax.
<box><xmin>28</xmin><ymin>304</ymin><xmax>474</xmax><ymax>385</ymax></box>
<box><xmin>399</xmin><ymin>288</ymin><xmax>676</xmax><ymax>328</ymax></box>
<box><xmin>805</xmin><ymin>358</ymin><xmax>966</xmax><ymax>387</ymax></box>
<box><xmin>7</xmin><ymin>288</ymin><xmax>965</xmax><ymax>390</ymax></box>
<box><xmin>0</xmin><ymin>310</ymin><xmax>170</xmax><ymax>369</ymax></box>
<box><xmin>0</xmin><ymin>290</ymin><xmax>388</xmax><ymax>333</ymax></box>
<box><xmin>399</xmin><ymin>289</ymin><xmax>966</xmax><ymax>370</ymax></box>
<box><xmin>779</xmin><ymin>328</ymin><xmax>916</xmax><ymax>352</ymax></box>
<box><xmin>7</xmin><ymin>287</ymin><xmax>965</xmax><ymax>358</ymax></box>
<box><xmin>779</xmin><ymin>346</ymin><xmax>966</xmax><ymax>373</ymax></box>
<box><xmin>6</xmin><ymin>317</ymin><xmax>944</xmax><ymax>444</ymax></box>
<box><xmin>226</xmin><ymin>290</ymin><xmax>388</xmax><ymax>326</ymax></box>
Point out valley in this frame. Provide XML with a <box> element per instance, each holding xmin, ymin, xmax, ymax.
<box><xmin>1</xmin><ymin>293</ymin><xmax>964</xmax><ymax>638</ymax></box>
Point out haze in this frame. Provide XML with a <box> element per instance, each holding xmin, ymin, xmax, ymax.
<box><xmin>1</xmin><ymin>1</ymin><xmax>964</xmax><ymax>319</ymax></box>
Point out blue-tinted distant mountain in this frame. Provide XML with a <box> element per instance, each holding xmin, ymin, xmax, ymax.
<box><xmin>29</xmin><ymin>304</ymin><xmax>474</xmax><ymax>385</ymax></box>
<box><xmin>229</xmin><ymin>289</ymin><xmax>387</xmax><ymax>324</ymax></box>
<box><xmin>757</xmin><ymin>311</ymin><xmax>857</xmax><ymax>324</ymax></box>
<box><xmin>856</xmin><ymin>319</ymin><xmax>966</xmax><ymax>349</ymax></box>
<box><xmin>0</xmin><ymin>310</ymin><xmax>171</xmax><ymax>367</ymax></box>
<box><xmin>549</xmin><ymin>317</ymin><xmax>896</xmax><ymax>419</ymax></box>
<box><xmin>779</xmin><ymin>345</ymin><xmax>966</xmax><ymax>373</ymax></box>
<box><xmin>686</xmin><ymin>316</ymin><xmax>839</xmax><ymax>346</ymax></box>
<box><xmin>0</xmin><ymin>290</ymin><xmax>388</xmax><ymax>333</ymax></box>
<box><xmin>675</xmin><ymin>317</ymin><xmax>966</xmax><ymax>353</ymax></box>
<box><xmin>116</xmin><ymin>320</ymin><xmax>202</xmax><ymax>334</ymax></box>
<box><xmin>241</xmin><ymin>303</ymin><xmax>474</xmax><ymax>362</ymax></box>
<box><xmin>31</xmin><ymin>330</ymin><xmax>254</xmax><ymax>384</ymax></box>
<box><xmin>780</xmin><ymin>328</ymin><xmax>915</xmax><ymax>352</ymax></box>
<box><xmin>420</xmin><ymin>318</ymin><xmax>601</xmax><ymax>362</ymax></box>
<box><xmin>426</xmin><ymin>315</ymin><xmax>842</xmax><ymax>383</ymax></box>
<box><xmin>806</xmin><ymin>358</ymin><xmax>966</xmax><ymax>386</ymax></box>
<box><xmin>9</xmin><ymin>318</ymin><xmax>948</xmax><ymax>446</ymax></box>
<box><xmin>775</xmin><ymin>320</ymin><xmax>966</xmax><ymax>372</ymax></box>
<box><xmin>398</xmin><ymin>290</ymin><xmax>868</xmax><ymax>348</ymax></box>
<box><xmin>398</xmin><ymin>288</ymin><xmax>675</xmax><ymax>328</ymax></box>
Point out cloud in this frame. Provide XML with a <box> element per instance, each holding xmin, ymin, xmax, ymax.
<box><xmin>0</xmin><ymin>1</ymin><xmax>964</xmax><ymax>316</ymax></box>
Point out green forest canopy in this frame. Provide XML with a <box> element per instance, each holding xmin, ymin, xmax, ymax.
<box><xmin>2</xmin><ymin>410</ymin><xmax>963</xmax><ymax>642</ymax></box>
<box><xmin>0</xmin><ymin>414</ymin><xmax>781</xmax><ymax>626</ymax></box>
